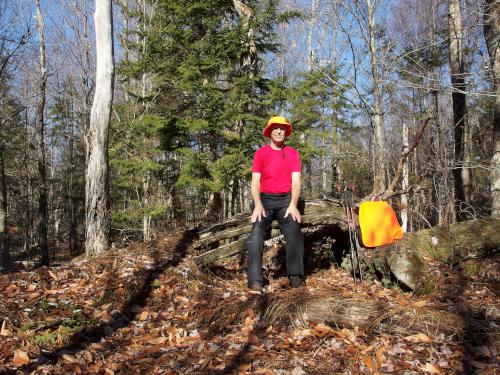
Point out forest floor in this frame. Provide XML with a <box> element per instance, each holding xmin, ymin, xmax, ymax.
<box><xmin>0</xmin><ymin>230</ymin><xmax>498</xmax><ymax>374</ymax></box>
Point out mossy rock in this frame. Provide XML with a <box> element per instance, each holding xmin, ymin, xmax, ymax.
<box><xmin>361</xmin><ymin>218</ymin><xmax>500</xmax><ymax>291</ymax></box>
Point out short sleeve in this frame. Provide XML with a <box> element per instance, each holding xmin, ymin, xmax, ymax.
<box><xmin>251</xmin><ymin>149</ymin><xmax>263</xmax><ymax>173</ymax></box>
<box><xmin>290</xmin><ymin>149</ymin><xmax>301</xmax><ymax>172</ymax></box>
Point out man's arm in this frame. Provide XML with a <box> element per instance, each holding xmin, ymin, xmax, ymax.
<box><xmin>251</xmin><ymin>172</ymin><xmax>266</xmax><ymax>222</ymax></box>
<box><xmin>285</xmin><ymin>172</ymin><xmax>301</xmax><ymax>222</ymax></box>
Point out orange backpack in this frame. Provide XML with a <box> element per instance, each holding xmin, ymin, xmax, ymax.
<box><xmin>358</xmin><ymin>201</ymin><xmax>403</xmax><ymax>247</ymax></box>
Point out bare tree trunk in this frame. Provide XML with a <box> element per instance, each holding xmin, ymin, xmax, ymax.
<box><xmin>23</xmin><ymin>109</ymin><xmax>34</xmax><ymax>256</ymax></box>
<box><xmin>0</xmin><ymin>143</ymin><xmax>8</xmax><ymax>272</ymax></box>
<box><xmin>401</xmin><ymin>122</ymin><xmax>408</xmax><ymax>232</ymax></box>
<box><xmin>447</xmin><ymin>0</ymin><xmax>471</xmax><ymax>220</ymax></box>
<box><xmin>68</xmin><ymin>104</ymin><xmax>77</xmax><ymax>255</ymax></box>
<box><xmin>142</xmin><ymin>172</ymin><xmax>151</xmax><ymax>241</ymax></box>
<box><xmin>85</xmin><ymin>0</ymin><xmax>114</xmax><ymax>256</ymax></box>
<box><xmin>483</xmin><ymin>0</ymin><xmax>500</xmax><ymax>218</ymax></box>
<box><xmin>307</xmin><ymin>0</ymin><xmax>318</xmax><ymax>71</ymax></box>
<box><xmin>35</xmin><ymin>0</ymin><xmax>49</xmax><ymax>266</ymax></box>
<box><xmin>366</xmin><ymin>0</ymin><xmax>385</xmax><ymax>196</ymax></box>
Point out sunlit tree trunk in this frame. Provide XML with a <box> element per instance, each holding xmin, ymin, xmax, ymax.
<box><xmin>142</xmin><ymin>173</ymin><xmax>151</xmax><ymax>241</ymax></box>
<box><xmin>401</xmin><ymin>122</ymin><xmax>408</xmax><ymax>232</ymax></box>
<box><xmin>85</xmin><ymin>0</ymin><xmax>114</xmax><ymax>255</ymax></box>
<box><xmin>366</xmin><ymin>0</ymin><xmax>385</xmax><ymax>196</ymax></box>
<box><xmin>484</xmin><ymin>0</ymin><xmax>500</xmax><ymax>218</ymax></box>
<box><xmin>35</xmin><ymin>0</ymin><xmax>49</xmax><ymax>266</ymax></box>
<box><xmin>447</xmin><ymin>0</ymin><xmax>471</xmax><ymax>220</ymax></box>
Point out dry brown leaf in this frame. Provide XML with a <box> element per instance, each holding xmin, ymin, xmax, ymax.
<box><xmin>147</xmin><ymin>336</ymin><xmax>169</xmax><ymax>345</ymax></box>
<box><xmin>1</xmin><ymin>320</ymin><xmax>10</xmax><ymax>336</ymax></box>
<box><xmin>403</xmin><ymin>333</ymin><xmax>431</xmax><ymax>342</ymax></box>
<box><xmin>413</xmin><ymin>300</ymin><xmax>427</xmax><ymax>307</ymax></box>
<box><xmin>237</xmin><ymin>363</ymin><xmax>252</xmax><ymax>372</ymax></box>
<box><xmin>5</xmin><ymin>284</ymin><xmax>18</xmax><ymax>294</ymax></box>
<box><xmin>28</xmin><ymin>292</ymin><xmax>41</xmax><ymax>300</ymax></box>
<box><xmin>375</xmin><ymin>348</ymin><xmax>386</xmax><ymax>368</ymax></box>
<box><xmin>311</xmin><ymin>323</ymin><xmax>332</xmax><ymax>338</ymax></box>
<box><xmin>360</xmin><ymin>343</ymin><xmax>377</xmax><ymax>355</ymax></box>
<box><xmin>362</xmin><ymin>357</ymin><xmax>378</xmax><ymax>374</ymax></box>
<box><xmin>421</xmin><ymin>363</ymin><xmax>441</xmax><ymax>374</ymax></box>
<box><xmin>12</xmin><ymin>349</ymin><xmax>30</xmax><ymax>367</ymax></box>
<box><xmin>27</xmin><ymin>284</ymin><xmax>37</xmax><ymax>292</ymax></box>
<box><xmin>61</xmin><ymin>354</ymin><xmax>83</xmax><ymax>365</ymax></box>
<box><xmin>103</xmin><ymin>369</ymin><xmax>115</xmax><ymax>375</ymax></box>
<box><xmin>139</xmin><ymin>311</ymin><xmax>149</xmax><ymax>321</ymax></box>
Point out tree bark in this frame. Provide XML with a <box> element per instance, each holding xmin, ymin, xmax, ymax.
<box><xmin>401</xmin><ymin>122</ymin><xmax>408</xmax><ymax>232</ymax></box>
<box><xmin>483</xmin><ymin>0</ymin><xmax>500</xmax><ymax>218</ymax></box>
<box><xmin>85</xmin><ymin>0</ymin><xmax>114</xmax><ymax>256</ymax></box>
<box><xmin>366</xmin><ymin>0</ymin><xmax>385</xmax><ymax>196</ymax></box>
<box><xmin>447</xmin><ymin>0</ymin><xmax>471</xmax><ymax>220</ymax></box>
<box><xmin>0</xmin><ymin>143</ymin><xmax>8</xmax><ymax>272</ymax></box>
<box><xmin>35</xmin><ymin>0</ymin><xmax>49</xmax><ymax>266</ymax></box>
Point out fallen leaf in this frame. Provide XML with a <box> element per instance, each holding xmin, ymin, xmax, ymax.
<box><xmin>12</xmin><ymin>350</ymin><xmax>29</xmax><ymax>367</ymax></box>
<box><xmin>362</xmin><ymin>357</ymin><xmax>378</xmax><ymax>373</ymax></box>
<box><xmin>28</xmin><ymin>292</ymin><xmax>41</xmax><ymax>300</ymax></box>
<box><xmin>139</xmin><ymin>311</ymin><xmax>149</xmax><ymax>321</ymax></box>
<box><xmin>403</xmin><ymin>333</ymin><xmax>431</xmax><ymax>342</ymax></box>
<box><xmin>291</xmin><ymin>366</ymin><xmax>306</xmax><ymax>375</ymax></box>
<box><xmin>237</xmin><ymin>363</ymin><xmax>251</xmax><ymax>372</ymax></box>
<box><xmin>421</xmin><ymin>363</ymin><xmax>441</xmax><ymax>374</ymax></box>
<box><xmin>5</xmin><ymin>284</ymin><xmax>18</xmax><ymax>294</ymax></box>
<box><xmin>61</xmin><ymin>354</ymin><xmax>83</xmax><ymax>365</ymax></box>
<box><xmin>1</xmin><ymin>320</ymin><xmax>10</xmax><ymax>336</ymax></box>
<box><xmin>375</xmin><ymin>348</ymin><xmax>386</xmax><ymax>367</ymax></box>
<box><xmin>413</xmin><ymin>300</ymin><xmax>427</xmax><ymax>307</ymax></box>
<box><xmin>147</xmin><ymin>336</ymin><xmax>169</xmax><ymax>345</ymax></box>
<box><xmin>27</xmin><ymin>284</ymin><xmax>37</xmax><ymax>292</ymax></box>
<box><xmin>311</xmin><ymin>323</ymin><xmax>332</xmax><ymax>338</ymax></box>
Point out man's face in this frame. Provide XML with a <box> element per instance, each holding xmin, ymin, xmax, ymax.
<box><xmin>270</xmin><ymin>125</ymin><xmax>286</xmax><ymax>143</ymax></box>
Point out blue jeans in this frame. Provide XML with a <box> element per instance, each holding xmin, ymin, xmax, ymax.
<box><xmin>247</xmin><ymin>194</ymin><xmax>304</xmax><ymax>285</ymax></box>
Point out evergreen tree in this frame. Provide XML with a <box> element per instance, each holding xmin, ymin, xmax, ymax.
<box><xmin>118</xmin><ymin>0</ymin><xmax>290</xmax><ymax>225</ymax></box>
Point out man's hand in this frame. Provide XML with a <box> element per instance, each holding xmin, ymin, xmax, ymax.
<box><xmin>284</xmin><ymin>205</ymin><xmax>301</xmax><ymax>223</ymax></box>
<box><xmin>251</xmin><ymin>203</ymin><xmax>266</xmax><ymax>223</ymax></box>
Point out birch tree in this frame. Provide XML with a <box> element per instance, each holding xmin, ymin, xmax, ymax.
<box><xmin>483</xmin><ymin>0</ymin><xmax>500</xmax><ymax>218</ymax></box>
<box><xmin>85</xmin><ymin>0</ymin><xmax>114</xmax><ymax>255</ymax></box>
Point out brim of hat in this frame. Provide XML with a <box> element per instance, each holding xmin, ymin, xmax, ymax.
<box><xmin>263</xmin><ymin>123</ymin><xmax>292</xmax><ymax>138</ymax></box>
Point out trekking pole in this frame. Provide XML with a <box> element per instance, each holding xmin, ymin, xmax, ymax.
<box><xmin>343</xmin><ymin>185</ymin><xmax>357</xmax><ymax>282</ymax></box>
<box><xmin>343</xmin><ymin>184</ymin><xmax>363</xmax><ymax>282</ymax></box>
<box><xmin>349</xmin><ymin>184</ymin><xmax>363</xmax><ymax>282</ymax></box>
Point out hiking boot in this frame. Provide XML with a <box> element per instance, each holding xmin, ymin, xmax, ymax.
<box><xmin>289</xmin><ymin>275</ymin><xmax>304</xmax><ymax>288</ymax></box>
<box><xmin>249</xmin><ymin>282</ymin><xmax>263</xmax><ymax>293</ymax></box>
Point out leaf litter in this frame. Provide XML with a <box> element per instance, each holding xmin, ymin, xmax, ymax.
<box><xmin>0</xmin><ymin>232</ymin><xmax>498</xmax><ymax>374</ymax></box>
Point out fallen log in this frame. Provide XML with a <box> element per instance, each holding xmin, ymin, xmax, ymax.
<box><xmin>193</xmin><ymin>199</ymin><xmax>346</xmax><ymax>265</ymax></box>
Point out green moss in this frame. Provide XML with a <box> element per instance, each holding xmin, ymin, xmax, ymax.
<box><xmin>414</xmin><ymin>276</ymin><xmax>438</xmax><ymax>296</ymax></box>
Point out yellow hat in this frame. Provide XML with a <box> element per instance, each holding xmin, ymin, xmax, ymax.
<box><xmin>263</xmin><ymin>115</ymin><xmax>292</xmax><ymax>138</ymax></box>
